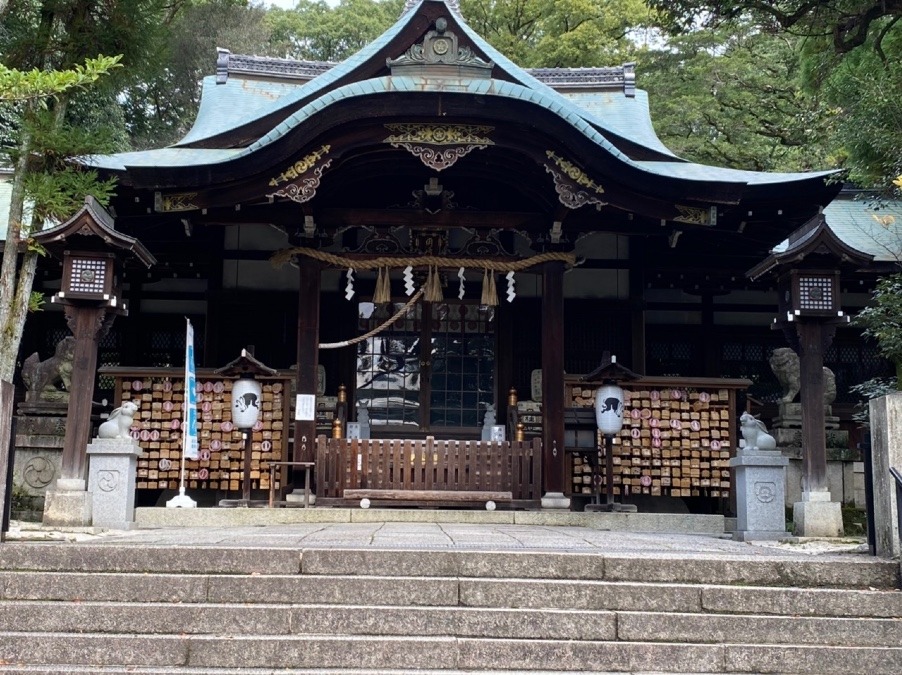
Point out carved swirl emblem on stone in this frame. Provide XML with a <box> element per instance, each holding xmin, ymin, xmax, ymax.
<box><xmin>98</xmin><ymin>470</ymin><xmax>119</xmax><ymax>493</ymax></box>
<box><xmin>23</xmin><ymin>456</ymin><xmax>55</xmax><ymax>489</ymax></box>
<box><xmin>754</xmin><ymin>481</ymin><xmax>776</xmax><ymax>504</ymax></box>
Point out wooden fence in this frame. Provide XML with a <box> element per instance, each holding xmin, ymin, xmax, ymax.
<box><xmin>316</xmin><ymin>436</ymin><xmax>542</xmax><ymax>501</ymax></box>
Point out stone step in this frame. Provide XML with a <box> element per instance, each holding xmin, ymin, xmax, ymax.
<box><xmin>1</xmin><ymin>633</ymin><xmax>901</xmax><ymax>673</ymax></box>
<box><xmin>3</xmin><ymin>571</ymin><xmax>900</xmax><ymax>617</ymax></box>
<box><xmin>1</xmin><ymin>543</ymin><xmax>897</xmax><ymax>589</ymax></box>
<box><xmin>1</xmin><ymin>601</ymin><xmax>898</xmax><ymax>647</ymax></box>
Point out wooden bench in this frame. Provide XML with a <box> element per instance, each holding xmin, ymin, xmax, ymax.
<box><xmin>343</xmin><ymin>489</ymin><xmax>513</xmax><ymax>510</ymax></box>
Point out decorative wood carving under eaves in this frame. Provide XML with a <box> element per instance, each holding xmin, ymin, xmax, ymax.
<box><xmin>673</xmin><ymin>205</ymin><xmax>711</xmax><ymax>226</ymax></box>
<box><xmin>543</xmin><ymin>151</ymin><xmax>607</xmax><ymax>210</ymax></box>
<box><xmin>267</xmin><ymin>145</ymin><xmax>333</xmax><ymax>204</ymax></box>
<box><xmin>155</xmin><ymin>192</ymin><xmax>199</xmax><ymax>213</ymax></box>
<box><xmin>384</xmin><ymin>123</ymin><xmax>494</xmax><ymax>171</ymax></box>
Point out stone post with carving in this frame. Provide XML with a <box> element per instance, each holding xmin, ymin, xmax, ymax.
<box><xmin>86</xmin><ymin>438</ymin><xmax>142</xmax><ymax>529</ymax></box>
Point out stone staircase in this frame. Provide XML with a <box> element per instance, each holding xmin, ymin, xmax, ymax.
<box><xmin>0</xmin><ymin>543</ymin><xmax>899</xmax><ymax>673</ymax></box>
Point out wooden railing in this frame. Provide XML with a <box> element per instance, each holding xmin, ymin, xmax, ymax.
<box><xmin>316</xmin><ymin>436</ymin><xmax>542</xmax><ymax>501</ymax></box>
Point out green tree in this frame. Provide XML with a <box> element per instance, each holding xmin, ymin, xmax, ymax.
<box><xmin>649</xmin><ymin>1</ymin><xmax>902</xmax><ymax>56</ymax></box>
<box><xmin>641</xmin><ymin>23</ymin><xmax>833</xmax><ymax>172</ymax></box>
<box><xmin>0</xmin><ymin>0</ymin><xmax>167</xmax><ymax>383</ymax></box>
<box><xmin>122</xmin><ymin>0</ymin><xmax>276</xmax><ymax>149</ymax></box>
<box><xmin>461</xmin><ymin>0</ymin><xmax>652</xmax><ymax>67</ymax></box>
<box><xmin>265</xmin><ymin>0</ymin><xmax>403</xmax><ymax>62</ymax></box>
<box><xmin>856</xmin><ymin>273</ymin><xmax>902</xmax><ymax>389</ymax></box>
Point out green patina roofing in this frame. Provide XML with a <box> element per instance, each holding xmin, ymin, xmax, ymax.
<box><xmin>178</xmin><ymin>76</ymin><xmax>304</xmax><ymax>146</ymax></box>
<box><xmin>808</xmin><ymin>198</ymin><xmax>901</xmax><ymax>262</ymax></box>
<box><xmin>558</xmin><ymin>89</ymin><xmax>678</xmax><ymax>158</ymax></box>
<box><xmin>86</xmin><ymin>0</ymin><xmax>836</xmax><ymax>196</ymax></box>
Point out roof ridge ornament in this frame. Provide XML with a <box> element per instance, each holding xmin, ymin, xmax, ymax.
<box><xmin>402</xmin><ymin>0</ymin><xmax>462</xmax><ymax>17</ymax></box>
<box><xmin>387</xmin><ymin>16</ymin><xmax>493</xmax><ymax>77</ymax></box>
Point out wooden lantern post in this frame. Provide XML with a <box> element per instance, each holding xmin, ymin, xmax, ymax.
<box><xmin>32</xmin><ymin>198</ymin><xmax>155</xmax><ymax>495</ymax></box>
<box><xmin>748</xmin><ymin>213</ymin><xmax>871</xmax><ymax>535</ymax></box>
<box><xmin>214</xmin><ymin>349</ymin><xmax>278</xmax><ymax>506</ymax></box>
<box><xmin>581</xmin><ymin>353</ymin><xmax>641</xmax><ymax>512</ymax></box>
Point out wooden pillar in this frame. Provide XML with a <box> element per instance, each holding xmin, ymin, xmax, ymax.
<box><xmin>541</xmin><ymin>261</ymin><xmax>565</xmax><ymax>495</ymax></box>
<box><xmin>629</xmin><ymin>242</ymin><xmax>646</xmax><ymax>373</ymax></box>
<box><xmin>61</xmin><ymin>306</ymin><xmax>110</xmax><ymax>481</ymax></box>
<box><xmin>797</xmin><ymin>321</ymin><xmax>827</xmax><ymax>494</ymax></box>
<box><xmin>701</xmin><ymin>292</ymin><xmax>717</xmax><ymax>376</ymax></box>
<box><xmin>294</xmin><ymin>258</ymin><xmax>322</xmax><ymax>464</ymax></box>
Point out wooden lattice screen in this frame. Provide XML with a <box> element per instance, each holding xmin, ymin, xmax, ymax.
<box><xmin>316</xmin><ymin>436</ymin><xmax>542</xmax><ymax>500</ymax></box>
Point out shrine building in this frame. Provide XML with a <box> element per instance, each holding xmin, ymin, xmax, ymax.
<box><xmin>18</xmin><ymin>0</ymin><xmax>898</xmax><ymax>510</ymax></box>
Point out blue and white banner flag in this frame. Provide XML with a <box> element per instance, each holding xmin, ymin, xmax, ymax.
<box><xmin>183</xmin><ymin>318</ymin><xmax>199</xmax><ymax>460</ymax></box>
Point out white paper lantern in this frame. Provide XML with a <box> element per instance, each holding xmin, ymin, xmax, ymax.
<box><xmin>231</xmin><ymin>377</ymin><xmax>262</xmax><ymax>429</ymax></box>
<box><xmin>595</xmin><ymin>383</ymin><xmax>624</xmax><ymax>436</ymax></box>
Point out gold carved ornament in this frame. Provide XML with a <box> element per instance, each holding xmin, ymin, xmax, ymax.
<box><xmin>384</xmin><ymin>123</ymin><xmax>494</xmax><ymax>172</ymax></box>
<box><xmin>673</xmin><ymin>205</ymin><xmax>710</xmax><ymax>226</ymax></box>
<box><xmin>268</xmin><ymin>145</ymin><xmax>331</xmax><ymax>187</ymax></box>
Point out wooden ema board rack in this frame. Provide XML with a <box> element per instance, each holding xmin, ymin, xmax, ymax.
<box><xmin>104</xmin><ymin>369</ymin><xmax>291</xmax><ymax>493</ymax></box>
<box><xmin>570</xmin><ymin>384</ymin><xmax>735</xmax><ymax>499</ymax></box>
<box><xmin>513</xmin><ymin>376</ymin><xmax>748</xmax><ymax>500</ymax></box>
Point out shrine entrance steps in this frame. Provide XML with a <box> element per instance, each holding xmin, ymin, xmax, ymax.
<box><xmin>0</xmin><ymin>541</ymin><xmax>899</xmax><ymax>673</ymax></box>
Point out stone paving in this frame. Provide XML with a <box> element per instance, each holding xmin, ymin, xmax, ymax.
<box><xmin>3</xmin><ymin>519</ymin><xmax>872</xmax><ymax>561</ymax></box>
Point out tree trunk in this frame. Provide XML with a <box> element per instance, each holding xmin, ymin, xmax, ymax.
<box><xmin>0</xmin><ymin>122</ymin><xmax>33</xmax><ymax>383</ymax></box>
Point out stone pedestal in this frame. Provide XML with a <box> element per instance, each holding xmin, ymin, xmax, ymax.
<box><xmin>541</xmin><ymin>492</ymin><xmax>570</xmax><ymax>509</ymax></box>
<box><xmin>793</xmin><ymin>490</ymin><xmax>843</xmax><ymax>537</ymax></box>
<box><xmin>869</xmin><ymin>393</ymin><xmax>902</xmax><ymax>557</ymax></box>
<box><xmin>13</xmin><ymin>414</ymin><xmax>66</xmax><ymax>513</ymax></box>
<box><xmin>42</xmin><ymin>478</ymin><xmax>92</xmax><ymax>527</ymax></box>
<box><xmin>729</xmin><ymin>449</ymin><xmax>790</xmax><ymax>541</ymax></box>
<box><xmin>86</xmin><ymin>438</ymin><xmax>142</xmax><ymax>530</ymax></box>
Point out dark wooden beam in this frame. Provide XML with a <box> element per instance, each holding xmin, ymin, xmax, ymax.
<box><xmin>295</xmin><ymin>257</ymin><xmax>323</xmax><ymax>464</ymax></box>
<box><xmin>541</xmin><ymin>261</ymin><xmax>566</xmax><ymax>497</ymax></box>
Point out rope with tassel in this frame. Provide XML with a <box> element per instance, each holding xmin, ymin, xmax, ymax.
<box><xmin>319</xmin><ymin>287</ymin><xmax>425</xmax><ymax>349</ymax></box>
<box><xmin>271</xmin><ymin>247</ymin><xmax>577</xmax><ymax>272</ymax></box>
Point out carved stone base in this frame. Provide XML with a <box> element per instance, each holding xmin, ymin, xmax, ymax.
<box><xmin>87</xmin><ymin>438</ymin><xmax>142</xmax><ymax>530</ymax></box>
<box><xmin>14</xmin><ymin>414</ymin><xmax>66</xmax><ymax>512</ymax></box>
<box><xmin>540</xmin><ymin>492</ymin><xmax>571</xmax><ymax>509</ymax></box>
<box><xmin>792</xmin><ymin>492</ymin><xmax>843</xmax><ymax>538</ymax></box>
<box><xmin>729</xmin><ymin>449</ymin><xmax>790</xmax><ymax>542</ymax></box>
<box><xmin>42</xmin><ymin>479</ymin><xmax>92</xmax><ymax>527</ymax></box>
<box><xmin>773</xmin><ymin>403</ymin><xmax>839</xmax><ymax>430</ymax></box>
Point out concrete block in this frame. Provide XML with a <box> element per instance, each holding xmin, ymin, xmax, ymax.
<box><xmin>793</xmin><ymin>497</ymin><xmax>843</xmax><ymax>538</ymax></box>
<box><xmin>184</xmin><ymin>635</ymin><xmax>460</xmax><ymax>669</ymax></box>
<box><xmin>459</xmin><ymin>578</ymin><xmax>701</xmax><ymax>612</ymax></box>
<box><xmin>870</xmin><ymin>392</ymin><xmax>902</xmax><ymax>558</ymax></box>
<box><xmin>0</xmin><ymin>543</ymin><xmax>300</xmax><ymax>574</ymax></box>
<box><xmin>0</xmin><ymin>633</ymin><xmax>188</xmax><ymax>667</ymax></box>
<box><xmin>702</xmin><ymin>585</ymin><xmax>902</xmax><ymax>618</ymax></box>
<box><xmin>724</xmin><ymin>645</ymin><xmax>902</xmax><ymax>675</ymax></box>
<box><xmin>0</xmin><ymin>571</ymin><xmax>208</xmax><ymax>603</ymax></box>
<box><xmin>207</xmin><ymin>574</ymin><xmax>459</xmax><ymax>606</ymax></box>
<box><xmin>41</xmin><ymin>480</ymin><xmax>92</xmax><ymax>527</ymax></box>
<box><xmin>616</xmin><ymin>611</ymin><xmax>902</xmax><ymax>647</ymax></box>
<box><xmin>87</xmin><ymin>438</ymin><xmax>142</xmax><ymax>529</ymax></box>
<box><xmin>730</xmin><ymin>450</ymin><xmax>789</xmax><ymax>541</ymax></box>
<box><xmin>288</xmin><ymin>605</ymin><xmax>617</xmax><ymax>641</ymax></box>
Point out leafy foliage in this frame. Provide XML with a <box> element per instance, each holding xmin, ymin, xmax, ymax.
<box><xmin>266</xmin><ymin>0</ymin><xmax>403</xmax><ymax>63</ymax></box>
<box><xmin>461</xmin><ymin>0</ymin><xmax>653</xmax><ymax>67</ymax></box>
<box><xmin>641</xmin><ymin>23</ymin><xmax>833</xmax><ymax>172</ymax></box>
<box><xmin>855</xmin><ymin>273</ymin><xmax>902</xmax><ymax>389</ymax></box>
<box><xmin>649</xmin><ymin>1</ymin><xmax>902</xmax><ymax>55</ymax></box>
<box><xmin>0</xmin><ymin>56</ymin><xmax>122</xmax><ymax>103</ymax></box>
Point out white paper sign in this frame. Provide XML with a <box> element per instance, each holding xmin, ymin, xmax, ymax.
<box><xmin>491</xmin><ymin>425</ymin><xmax>506</xmax><ymax>442</ymax></box>
<box><xmin>346</xmin><ymin>422</ymin><xmax>361</xmax><ymax>439</ymax></box>
<box><xmin>295</xmin><ymin>394</ymin><xmax>316</xmax><ymax>421</ymax></box>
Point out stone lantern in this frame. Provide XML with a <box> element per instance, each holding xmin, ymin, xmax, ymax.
<box><xmin>32</xmin><ymin>197</ymin><xmax>155</xmax><ymax>526</ymax></box>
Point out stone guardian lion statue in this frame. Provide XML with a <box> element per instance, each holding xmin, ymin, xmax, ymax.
<box><xmin>21</xmin><ymin>336</ymin><xmax>76</xmax><ymax>403</ymax></box>
<box><xmin>768</xmin><ymin>347</ymin><xmax>837</xmax><ymax>405</ymax></box>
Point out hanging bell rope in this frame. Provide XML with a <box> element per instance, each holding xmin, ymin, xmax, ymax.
<box><xmin>271</xmin><ymin>247</ymin><xmax>577</xmax><ymax>272</ymax></box>
<box><xmin>481</xmin><ymin>269</ymin><xmax>498</xmax><ymax>306</ymax></box>
<box><xmin>319</xmin><ymin>287</ymin><xmax>425</xmax><ymax>349</ymax></box>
